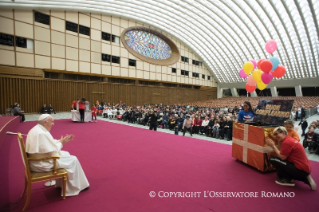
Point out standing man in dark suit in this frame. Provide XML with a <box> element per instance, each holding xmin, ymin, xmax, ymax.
<box><xmin>224</xmin><ymin>116</ymin><xmax>233</xmax><ymax>141</ymax></box>
<box><xmin>149</xmin><ymin>111</ymin><xmax>158</xmax><ymax>131</ymax></box>
<box><xmin>299</xmin><ymin>117</ymin><xmax>308</xmax><ymax>136</ymax></box>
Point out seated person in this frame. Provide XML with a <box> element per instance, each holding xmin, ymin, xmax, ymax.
<box><xmin>41</xmin><ymin>104</ymin><xmax>49</xmax><ymax>114</ymax></box>
<box><xmin>303</xmin><ymin>126</ymin><xmax>317</xmax><ymax>153</ymax></box>
<box><xmin>237</xmin><ymin>101</ymin><xmax>254</xmax><ymax>123</ymax></box>
<box><xmin>284</xmin><ymin>119</ymin><xmax>300</xmax><ymax>142</ymax></box>
<box><xmin>13</xmin><ymin>103</ymin><xmax>25</xmax><ymax>122</ymax></box>
<box><xmin>193</xmin><ymin>116</ymin><xmax>202</xmax><ymax>134</ymax></box>
<box><xmin>162</xmin><ymin>113</ymin><xmax>169</xmax><ymax>129</ymax></box>
<box><xmin>157</xmin><ymin>113</ymin><xmax>163</xmax><ymax>127</ymax></box>
<box><xmin>168</xmin><ymin>115</ymin><xmax>176</xmax><ymax>130</ymax></box>
<box><xmin>224</xmin><ymin>116</ymin><xmax>233</xmax><ymax>141</ymax></box>
<box><xmin>266</xmin><ymin>126</ymin><xmax>316</xmax><ymax>190</ymax></box>
<box><xmin>26</xmin><ymin>114</ymin><xmax>89</xmax><ymax>195</ymax></box>
<box><xmin>200</xmin><ymin>117</ymin><xmax>209</xmax><ymax>135</ymax></box>
<box><xmin>177</xmin><ymin>114</ymin><xmax>185</xmax><ymax>132</ymax></box>
<box><xmin>129</xmin><ymin>110</ymin><xmax>136</xmax><ymax>123</ymax></box>
<box><xmin>122</xmin><ymin>110</ymin><xmax>129</xmax><ymax>122</ymax></box>
<box><xmin>48</xmin><ymin>103</ymin><xmax>56</xmax><ymax>114</ymax></box>
<box><xmin>212</xmin><ymin>120</ymin><xmax>220</xmax><ymax>138</ymax></box>
<box><xmin>207</xmin><ymin>117</ymin><xmax>215</xmax><ymax>137</ymax></box>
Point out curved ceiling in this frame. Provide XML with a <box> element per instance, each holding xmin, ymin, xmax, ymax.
<box><xmin>1</xmin><ymin>0</ymin><xmax>318</xmax><ymax>84</ymax></box>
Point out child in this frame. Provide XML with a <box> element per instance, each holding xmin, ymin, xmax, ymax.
<box><xmin>299</xmin><ymin>117</ymin><xmax>308</xmax><ymax>136</ymax></box>
<box><xmin>303</xmin><ymin>126</ymin><xmax>317</xmax><ymax>153</ymax></box>
<box><xmin>91</xmin><ymin>104</ymin><xmax>97</xmax><ymax>122</ymax></box>
<box><xmin>284</xmin><ymin>119</ymin><xmax>300</xmax><ymax>142</ymax></box>
<box><xmin>212</xmin><ymin>120</ymin><xmax>220</xmax><ymax>138</ymax></box>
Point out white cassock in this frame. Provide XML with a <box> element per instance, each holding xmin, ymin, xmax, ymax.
<box><xmin>25</xmin><ymin>124</ymin><xmax>89</xmax><ymax>196</ymax></box>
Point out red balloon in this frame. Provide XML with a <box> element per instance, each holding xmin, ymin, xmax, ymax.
<box><xmin>273</xmin><ymin>65</ymin><xmax>286</xmax><ymax>78</ymax></box>
<box><xmin>257</xmin><ymin>59</ymin><xmax>265</xmax><ymax>69</ymax></box>
<box><xmin>260</xmin><ymin>60</ymin><xmax>273</xmax><ymax>73</ymax></box>
<box><xmin>245</xmin><ymin>83</ymin><xmax>256</xmax><ymax>93</ymax></box>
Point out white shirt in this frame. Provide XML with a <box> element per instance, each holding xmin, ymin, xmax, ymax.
<box><xmin>202</xmin><ymin>120</ymin><xmax>209</xmax><ymax>127</ymax></box>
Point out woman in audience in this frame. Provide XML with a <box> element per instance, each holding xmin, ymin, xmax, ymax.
<box><xmin>200</xmin><ymin>117</ymin><xmax>209</xmax><ymax>135</ymax></box>
<box><xmin>284</xmin><ymin>120</ymin><xmax>300</xmax><ymax>142</ymax></box>
<box><xmin>237</xmin><ymin>101</ymin><xmax>254</xmax><ymax>123</ymax></box>
<box><xmin>193</xmin><ymin>116</ymin><xmax>202</xmax><ymax>134</ymax></box>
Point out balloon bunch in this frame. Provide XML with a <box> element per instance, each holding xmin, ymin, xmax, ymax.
<box><xmin>239</xmin><ymin>40</ymin><xmax>286</xmax><ymax>93</ymax></box>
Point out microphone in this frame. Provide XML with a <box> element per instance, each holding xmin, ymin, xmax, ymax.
<box><xmin>6</xmin><ymin>131</ymin><xmax>27</xmax><ymax>136</ymax></box>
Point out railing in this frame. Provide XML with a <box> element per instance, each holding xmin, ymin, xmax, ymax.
<box><xmin>306</xmin><ymin>106</ymin><xmax>318</xmax><ymax>118</ymax></box>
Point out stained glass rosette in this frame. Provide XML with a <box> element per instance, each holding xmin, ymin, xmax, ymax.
<box><xmin>124</xmin><ymin>30</ymin><xmax>172</xmax><ymax>59</ymax></box>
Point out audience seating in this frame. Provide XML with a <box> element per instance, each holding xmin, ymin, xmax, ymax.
<box><xmin>184</xmin><ymin>96</ymin><xmax>319</xmax><ymax>110</ymax></box>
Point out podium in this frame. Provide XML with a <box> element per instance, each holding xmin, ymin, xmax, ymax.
<box><xmin>232</xmin><ymin>122</ymin><xmax>278</xmax><ymax>172</ymax></box>
<box><xmin>71</xmin><ymin>110</ymin><xmax>92</xmax><ymax>122</ymax></box>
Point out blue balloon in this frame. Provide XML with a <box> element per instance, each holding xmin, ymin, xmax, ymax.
<box><xmin>270</xmin><ymin>57</ymin><xmax>279</xmax><ymax>71</ymax></box>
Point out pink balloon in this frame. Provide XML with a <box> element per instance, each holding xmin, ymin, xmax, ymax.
<box><xmin>265</xmin><ymin>40</ymin><xmax>277</xmax><ymax>54</ymax></box>
<box><xmin>261</xmin><ymin>72</ymin><xmax>273</xmax><ymax>84</ymax></box>
<box><xmin>247</xmin><ymin>75</ymin><xmax>256</xmax><ymax>86</ymax></box>
<box><xmin>239</xmin><ymin>69</ymin><xmax>248</xmax><ymax>78</ymax></box>
<box><xmin>250</xmin><ymin>60</ymin><xmax>257</xmax><ymax>70</ymax></box>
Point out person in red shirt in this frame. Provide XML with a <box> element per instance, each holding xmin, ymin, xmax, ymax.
<box><xmin>266</xmin><ymin>126</ymin><xmax>316</xmax><ymax>190</ymax></box>
<box><xmin>79</xmin><ymin>97</ymin><xmax>86</xmax><ymax>122</ymax></box>
<box><xmin>193</xmin><ymin>116</ymin><xmax>202</xmax><ymax>134</ymax></box>
<box><xmin>72</xmin><ymin>99</ymin><xmax>79</xmax><ymax>110</ymax></box>
<box><xmin>91</xmin><ymin>104</ymin><xmax>97</xmax><ymax>122</ymax></box>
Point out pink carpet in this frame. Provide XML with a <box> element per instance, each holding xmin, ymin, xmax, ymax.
<box><xmin>1</xmin><ymin>119</ymin><xmax>319</xmax><ymax>212</ymax></box>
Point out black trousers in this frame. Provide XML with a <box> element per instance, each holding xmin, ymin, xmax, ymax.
<box><xmin>149</xmin><ymin>124</ymin><xmax>157</xmax><ymax>131</ymax></box>
<box><xmin>301</xmin><ymin>128</ymin><xmax>306</xmax><ymax>136</ymax></box>
<box><xmin>224</xmin><ymin>128</ymin><xmax>232</xmax><ymax>140</ymax></box>
<box><xmin>79</xmin><ymin>109</ymin><xmax>85</xmax><ymax>122</ymax></box>
<box><xmin>183</xmin><ymin>127</ymin><xmax>192</xmax><ymax>136</ymax></box>
<box><xmin>219</xmin><ymin>128</ymin><xmax>225</xmax><ymax>138</ymax></box>
<box><xmin>269</xmin><ymin>155</ymin><xmax>309</xmax><ymax>182</ymax></box>
<box><xmin>15</xmin><ymin>113</ymin><xmax>25</xmax><ymax>122</ymax></box>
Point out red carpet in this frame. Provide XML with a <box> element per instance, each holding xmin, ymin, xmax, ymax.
<box><xmin>1</xmin><ymin>119</ymin><xmax>319</xmax><ymax>212</ymax></box>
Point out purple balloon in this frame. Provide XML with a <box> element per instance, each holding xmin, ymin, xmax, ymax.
<box><xmin>261</xmin><ymin>72</ymin><xmax>273</xmax><ymax>84</ymax></box>
<box><xmin>239</xmin><ymin>69</ymin><xmax>248</xmax><ymax>79</ymax></box>
<box><xmin>250</xmin><ymin>60</ymin><xmax>257</xmax><ymax>70</ymax></box>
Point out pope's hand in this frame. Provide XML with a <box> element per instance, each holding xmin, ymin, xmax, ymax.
<box><xmin>60</xmin><ymin>134</ymin><xmax>75</xmax><ymax>144</ymax></box>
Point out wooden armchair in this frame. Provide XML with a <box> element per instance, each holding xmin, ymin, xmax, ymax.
<box><xmin>17</xmin><ymin>133</ymin><xmax>68</xmax><ymax>211</ymax></box>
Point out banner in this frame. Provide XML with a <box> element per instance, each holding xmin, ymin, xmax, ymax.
<box><xmin>253</xmin><ymin>99</ymin><xmax>294</xmax><ymax>126</ymax></box>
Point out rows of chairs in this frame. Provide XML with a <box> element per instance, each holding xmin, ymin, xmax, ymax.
<box><xmin>184</xmin><ymin>96</ymin><xmax>319</xmax><ymax>110</ymax></box>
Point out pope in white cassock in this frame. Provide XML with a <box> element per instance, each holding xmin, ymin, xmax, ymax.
<box><xmin>26</xmin><ymin>114</ymin><xmax>89</xmax><ymax>196</ymax></box>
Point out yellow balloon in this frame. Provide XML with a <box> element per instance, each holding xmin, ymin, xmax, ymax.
<box><xmin>257</xmin><ymin>81</ymin><xmax>267</xmax><ymax>90</ymax></box>
<box><xmin>243</xmin><ymin>62</ymin><xmax>254</xmax><ymax>75</ymax></box>
<box><xmin>252</xmin><ymin>69</ymin><xmax>262</xmax><ymax>82</ymax></box>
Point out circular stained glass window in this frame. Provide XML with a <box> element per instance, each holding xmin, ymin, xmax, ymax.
<box><xmin>121</xmin><ymin>27</ymin><xmax>180</xmax><ymax>66</ymax></box>
<box><xmin>124</xmin><ymin>30</ymin><xmax>172</xmax><ymax>59</ymax></box>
